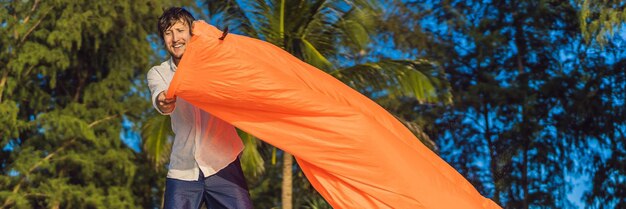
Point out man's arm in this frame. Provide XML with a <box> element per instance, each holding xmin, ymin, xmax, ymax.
<box><xmin>147</xmin><ymin>68</ymin><xmax>176</xmax><ymax>114</ymax></box>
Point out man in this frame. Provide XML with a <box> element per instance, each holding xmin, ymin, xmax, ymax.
<box><xmin>146</xmin><ymin>7</ymin><xmax>253</xmax><ymax>209</ymax></box>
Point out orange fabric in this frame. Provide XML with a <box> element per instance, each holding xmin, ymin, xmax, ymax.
<box><xmin>167</xmin><ymin>21</ymin><xmax>501</xmax><ymax>209</ymax></box>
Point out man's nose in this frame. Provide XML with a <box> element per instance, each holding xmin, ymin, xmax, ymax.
<box><xmin>171</xmin><ymin>32</ymin><xmax>178</xmax><ymax>42</ymax></box>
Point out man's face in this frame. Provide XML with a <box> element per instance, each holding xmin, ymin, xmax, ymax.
<box><xmin>163</xmin><ymin>20</ymin><xmax>191</xmax><ymax>62</ymax></box>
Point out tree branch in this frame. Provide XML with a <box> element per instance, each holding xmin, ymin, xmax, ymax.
<box><xmin>22</xmin><ymin>0</ymin><xmax>41</xmax><ymax>25</ymax></box>
<box><xmin>0</xmin><ymin>70</ymin><xmax>8</xmax><ymax>103</ymax></box>
<box><xmin>19</xmin><ymin>7</ymin><xmax>53</xmax><ymax>45</ymax></box>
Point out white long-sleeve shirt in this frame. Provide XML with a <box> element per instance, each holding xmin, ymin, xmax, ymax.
<box><xmin>147</xmin><ymin>58</ymin><xmax>244</xmax><ymax>181</ymax></box>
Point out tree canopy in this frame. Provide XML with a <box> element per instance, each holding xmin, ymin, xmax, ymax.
<box><xmin>0</xmin><ymin>0</ymin><xmax>183</xmax><ymax>208</ymax></box>
<box><xmin>1</xmin><ymin>0</ymin><xmax>624</xmax><ymax>208</ymax></box>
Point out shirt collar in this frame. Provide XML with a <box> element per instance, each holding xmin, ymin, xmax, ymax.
<box><xmin>169</xmin><ymin>57</ymin><xmax>177</xmax><ymax>72</ymax></box>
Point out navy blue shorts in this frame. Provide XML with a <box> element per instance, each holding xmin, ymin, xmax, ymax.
<box><xmin>163</xmin><ymin>158</ymin><xmax>253</xmax><ymax>209</ymax></box>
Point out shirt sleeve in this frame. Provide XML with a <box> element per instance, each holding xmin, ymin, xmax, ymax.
<box><xmin>147</xmin><ymin>67</ymin><xmax>173</xmax><ymax>115</ymax></box>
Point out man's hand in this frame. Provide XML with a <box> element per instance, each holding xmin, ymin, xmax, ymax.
<box><xmin>157</xmin><ymin>91</ymin><xmax>176</xmax><ymax>113</ymax></box>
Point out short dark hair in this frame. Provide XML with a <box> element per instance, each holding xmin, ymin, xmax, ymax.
<box><xmin>157</xmin><ymin>7</ymin><xmax>195</xmax><ymax>41</ymax></box>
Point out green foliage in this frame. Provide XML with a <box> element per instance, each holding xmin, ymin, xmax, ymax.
<box><xmin>334</xmin><ymin>59</ymin><xmax>452</xmax><ymax>104</ymax></box>
<box><xmin>578</xmin><ymin>0</ymin><xmax>626</xmax><ymax>45</ymax></box>
<box><xmin>0</xmin><ymin>0</ymin><xmax>187</xmax><ymax>208</ymax></box>
<box><xmin>0</xmin><ymin>101</ymin><xmax>27</xmax><ymax>140</ymax></box>
<box><xmin>207</xmin><ymin>0</ymin><xmax>382</xmax><ymax>71</ymax></box>
<box><xmin>238</xmin><ymin>130</ymin><xmax>265</xmax><ymax>179</ymax></box>
<box><xmin>382</xmin><ymin>0</ymin><xmax>626</xmax><ymax>208</ymax></box>
<box><xmin>141</xmin><ymin>114</ymin><xmax>173</xmax><ymax>168</ymax></box>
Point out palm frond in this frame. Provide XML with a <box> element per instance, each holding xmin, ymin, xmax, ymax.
<box><xmin>256</xmin><ymin>0</ymin><xmax>284</xmax><ymax>45</ymax></box>
<box><xmin>292</xmin><ymin>0</ymin><xmax>328</xmax><ymax>36</ymax></box>
<box><xmin>334</xmin><ymin>1</ymin><xmax>380</xmax><ymax>50</ymax></box>
<box><xmin>290</xmin><ymin>1</ymin><xmax>380</xmax><ymax>70</ymax></box>
<box><xmin>303</xmin><ymin>194</ymin><xmax>332</xmax><ymax>209</ymax></box>
<box><xmin>237</xmin><ymin>129</ymin><xmax>265</xmax><ymax>178</ymax></box>
<box><xmin>300</xmin><ymin>38</ymin><xmax>333</xmax><ymax>69</ymax></box>
<box><xmin>334</xmin><ymin>59</ymin><xmax>452</xmax><ymax>104</ymax></box>
<box><xmin>204</xmin><ymin>0</ymin><xmax>259</xmax><ymax>38</ymax></box>
<box><xmin>140</xmin><ymin>114</ymin><xmax>173</xmax><ymax>168</ymax></box>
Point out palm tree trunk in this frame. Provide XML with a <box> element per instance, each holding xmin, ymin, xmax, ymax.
<box><xmin>282</xmin><ymin>152</ymin><xmax>293</xmax><ymax>209</ymax></box>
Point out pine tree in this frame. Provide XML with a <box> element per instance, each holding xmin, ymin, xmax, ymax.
<box><xmin>382</xmin><ymin>0</ymin><xmax>626</xmax><ymax>208</ymax></box>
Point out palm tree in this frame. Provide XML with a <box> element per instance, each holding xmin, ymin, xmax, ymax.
<box><xmin>203</xmin><ymin>1</ymin><xmax>451</xmax><ymax>208</ymax></box>
<box><xmin>142</xmin><ymin>0</ymin><xmax>452</xmax><ymax>207</ymax></box>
